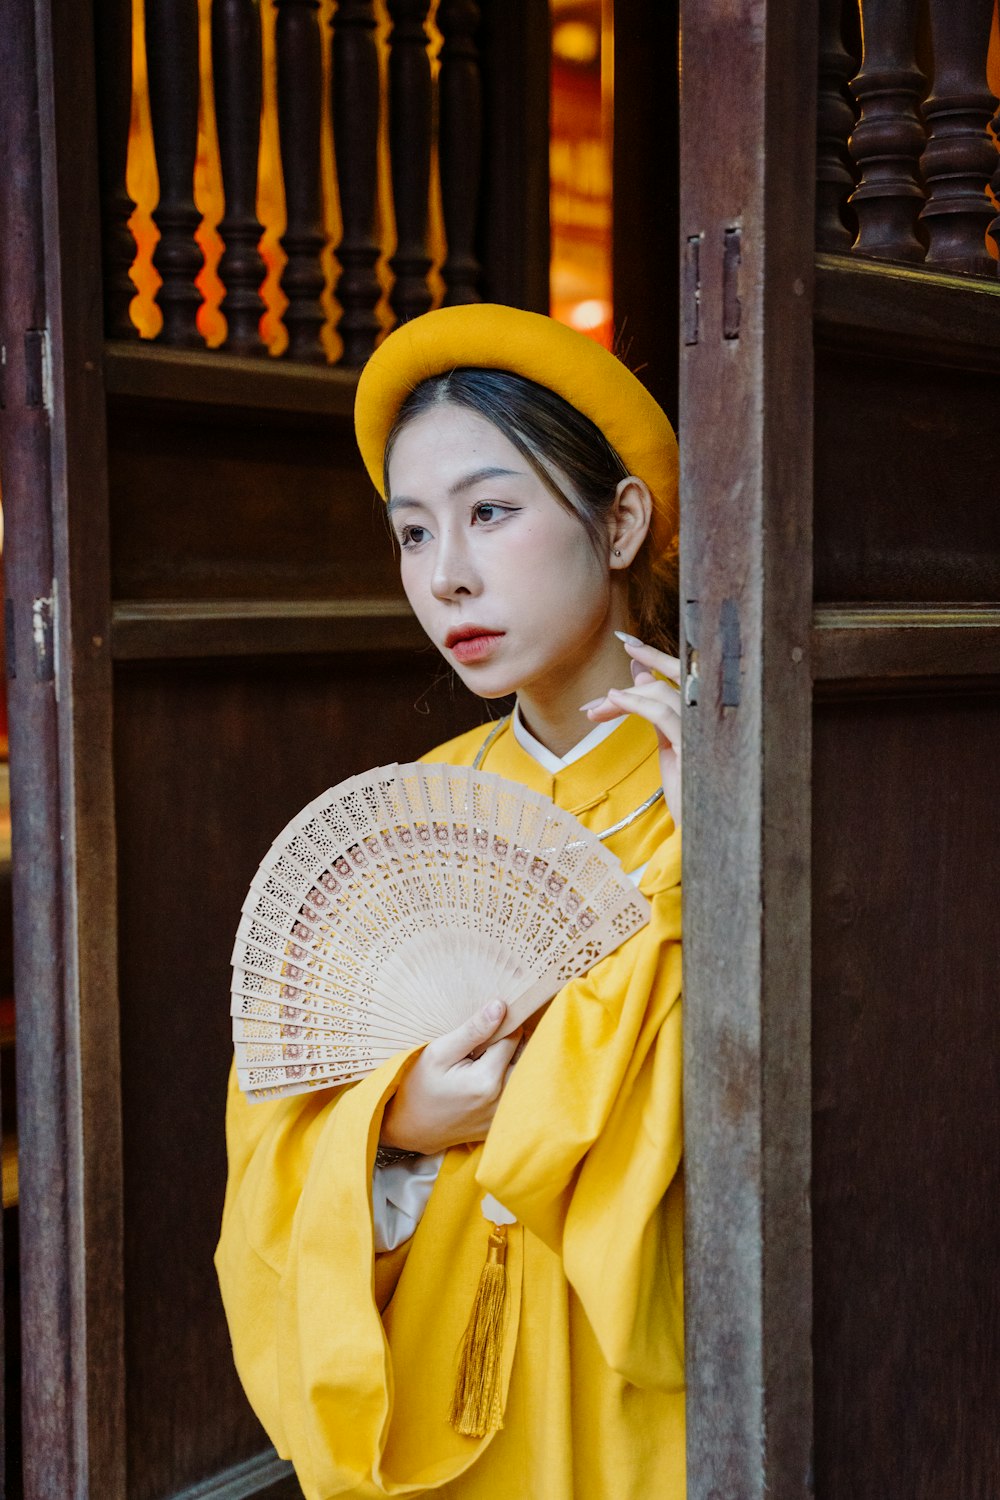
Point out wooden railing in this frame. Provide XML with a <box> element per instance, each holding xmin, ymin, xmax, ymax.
<box><xmin>818</xmin><ymin>0</ymin><xmax>1000</xmax><ymax>276</ymax></box>
<box><xmin>98</xmin><ymin>0</ymin><xmax>486</xmax><ymax>363</ymax></box>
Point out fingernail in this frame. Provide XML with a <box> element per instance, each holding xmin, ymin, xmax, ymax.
<box><xmin>614</xmin><ymin>630</ymin><xmax>643</xmax><ymax>646</ymax></box>
<box><xmin>579</xmin><ymin>697</ymin><xmax>603</xmax><ymax>711</ymax></box>
<box><xmin>486</xmin><ymin>1000</ymin><xmax>504</xmax><ymax>1022</ymax></box>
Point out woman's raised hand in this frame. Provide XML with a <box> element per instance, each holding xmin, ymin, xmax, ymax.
<box><xmin>583</xmin><ymin>636</ymin><xmax>682</xmax><ymax>831</ymax></box>
<box><xmin>379</xmin><ymin>1001</ymin><xmax>521</xmax><ymax>1156</ymax></box>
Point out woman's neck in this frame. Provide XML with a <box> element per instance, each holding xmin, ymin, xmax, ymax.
<box><xmin>515</xmin><ymin>627</ymin><xmax>633</xmax><ymax>759</ymax></box>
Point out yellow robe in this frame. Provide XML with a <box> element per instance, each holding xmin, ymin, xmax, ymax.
<box><xmin>215</xmin><ymin>714</ymin><xmax>685</xmax><ymax>1498</ymax></box>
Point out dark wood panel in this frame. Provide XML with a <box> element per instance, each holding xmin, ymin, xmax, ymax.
<box><xmin>110</xmin><ymin>599</ymin><xmax>424</xmax><ymax>660</ymax></box>
<box><xmin>815</xmin><ymin>255</ymin><xmax>1000</xmax><ymax>371</ymax></box>
<box><xmin>103</xmin><ymin>343</ymin><xmax>358</xmax><ymax>418</ymax></box>
<box><xmin>114</xmin><ymin>654</ymin><xmax>484</xmax><ymax>1499</ymax></box>
<box><xmin>612</xmin><ymin>0</ymin><xmax>680</xmax><ymax>428</ymax></box>
<box><xmin>106</xmin><ymin>405</ymin><xmax>398</xmax><ymax>603</ymax></box>
<box><xmin>812</xmin><ymin>692</ymin><xmax>1000</xmax><ymax>1500</ymax></box>
<box><xmin>815</xmin><ymin>350</ymin><xmax>1000</xmax><ymax>602</ymax></box>
<box><xmin>813</xmin><ymin>605</ymin><xmax>1000</xmax><ymax>682</ymax></box>
<box><xmin>475</xmin><ymin>0</ymin><xmax>550</xmax><ymax>312</ymax></box>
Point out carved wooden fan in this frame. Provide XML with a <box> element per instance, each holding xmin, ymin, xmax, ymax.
<box><xmin>231</xmin><ymin>762</ymin><xmax>650</xmax><ymax>1101</ymax></box>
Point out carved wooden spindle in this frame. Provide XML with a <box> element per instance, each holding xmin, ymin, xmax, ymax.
<box><xmin>213</xmin><ymin>0</ymin><xmax>267</xmax><ymax>354</ymax></box>
<box><xmin>847</xmin><ymin>0</ymin><xmax>926</xmax><ymax>262</ymax></box>
<box><xmin>332</xmin><ymin>0</ymin><xmax>381</xmax><ymax>365</ymax></box>
<box><xmin>94</xmin><ymin>0</ymin><xmax>138</xmax><ymax>337</ymax></box>
<box><xmin>275</xmin><ymin>0</ymin><xmax>327</xmax><ymax>361</ymax></box>
<box><xmin>988</xmin><ymin>101</ymin><xmax>1000</xmax><ymax>268</ymax></box>
<box><xmin>919</xmin><ymin>0</ymin><xmax>998</xmax><ymax>276</ymax></box>
<box><xmin>816</xmin><ymin>0</ymin><xmax>858</xmax><ymax>251</ymax></box>
<box><xmin>388</xmin><ymin>0</ymin><xmax>434</xmax><ymax>323</ymax></box>
<box><xmin>146</xmin><ymin>0</ymin><xmax>204</xmax><ymax>345</ymax></box>
<box><xmin>438</xmin><ymin>0</ymin><xmax>483</xmax><ymax>304</ymax></box>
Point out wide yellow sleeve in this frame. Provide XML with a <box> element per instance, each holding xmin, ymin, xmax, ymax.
<box><xmin>214</xmin><ymin>1052</ymin><xmax>419</xmax><ymax>1498</ymax></box>
<box><xmin>476</xmin><ymin>827</ymin><xmax>684</xmax><ymax>1391</ymax></box>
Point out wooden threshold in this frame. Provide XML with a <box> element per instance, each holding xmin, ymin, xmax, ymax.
<box><xmin>814</xmin><ymin>254</ymin><xmax>1000</xmax><ymax>371</ymax></box>
<box><xmin>168</xmin><ymin>1449</ymin><xmax>299</xmax><ymax>1500</ymax></box>
<box><xmin>104</xmin><ymin>341</ymin><xmax>359</xmax><ymax>419</ymax></box>
<box><xmin>812</xmin><ymin>604</ymin><xmax>1000</xmax><ymax>682</ymax></box>
<box><xmin>111</xmin><ymin>597</ymin><xmax>427</xmax><ymax>660</ymax></box>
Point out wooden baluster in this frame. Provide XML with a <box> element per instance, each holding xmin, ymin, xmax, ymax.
<box><xmin>847</xmin><ymin>0</ymin><xmax>926</xmax><ymax>262</ymax></box>
<box><xmin>438</xmin><ymin>0</ymin><xmax>483</xmax><ymax>304</ymax></box>
<box><xmin>146</xmin><ymin>0</ymin><xmax>204</xmax><ymax>345</ymax></box>
<box><xmin>816</xmin><ymin>0</ymin><xmax>858</xmax><ymax>251</ymax></box>
<box><xmin>388</xmin><ymin>0</ymin><xmax>434</xmax><ymax>323</ymax></box>
<box><xmin>213</xmin><ymin>0</ymin><xmax>267</xmax><ymax>354</ymax></box>
<box><xmin>988</xmin><ymin>100</ymin><xmax>1000</xmax><ymax>268</ymax></box>
<box><xmin>94</xmin><ymin>0</ymin><xmax>138</xmax><ymax>337</ymax></box>
<box><xmin>275</xmin><ymin>0</ymin><xmax>327</xmax><ymax>362</ymax></box>
<box><xmin>919</xmin><ymin>0</ymin><xmax>998</xmax><ymax>276</ymax></box>
<box><xmin>332</xmin><ymin>0</ymin><xmax>381</xmax><ymax>365</ymax></box>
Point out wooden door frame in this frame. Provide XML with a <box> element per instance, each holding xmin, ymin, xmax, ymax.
<box><xmin>0</xmin><ymin>1</ymin><xmax>125</xmax><ymax>1496</ymax></box>
<box><xmin>679</xmin><ymin>3</ymin><xmax>817</xmax><ymax>1495</ymax></box>
<box><xmin>3</xmin><ymin>0</ymin><xmax>822</xmax><ymax>1494</ymax></box>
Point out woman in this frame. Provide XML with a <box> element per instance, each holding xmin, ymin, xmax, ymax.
<box><xmin>216</xmin><ymin>304</ymin><xmax>685</xmax><ymax>1498</ymax></box>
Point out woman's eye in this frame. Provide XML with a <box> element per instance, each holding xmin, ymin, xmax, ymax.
<box><xmin>399</xmin><ymin>525</ymin><xmax>429</xmax><ymax>548</ymax></box>
<box><xmin>473</xmin><ymin>502</ymin><xmax>511</xmax><ymax>524</ymax></box>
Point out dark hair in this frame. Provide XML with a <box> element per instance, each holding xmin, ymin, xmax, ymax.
<box><xmin>383</xmin><ymin>367</ymin><xmax>678</xmax><ymax>654</ymax></box>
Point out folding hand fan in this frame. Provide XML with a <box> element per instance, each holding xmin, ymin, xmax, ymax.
<box><xmin>230</xmin><ymin>761</ymin><xmax>651</xmax><ymax>1101</ymax></box>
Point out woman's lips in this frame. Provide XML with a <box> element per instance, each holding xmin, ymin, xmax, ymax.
<box><xmin>447</xmin><ymin>631</ymin><xmax>505</xmax><ymax>664</ymax></box>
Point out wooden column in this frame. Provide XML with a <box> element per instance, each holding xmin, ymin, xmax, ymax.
<box><xmin>816</xmin><ymin>0</ymin><xmax>857</xmax><ymax>251</ymax></box>
<box><xmin>93</xmin><ymin>0</ymin><xmax>138</xmax><ymax>337</ymax></box>
<box><xmin>275</xmin><ymin>0</ymin><xmax>327</xmax><ymax>362</ymax></box>
<box><xmin>474</xmin><ymin>0</ymin><xmax>550</xmax><ymax>312</ymax></box>
<box><xmin>679</xmin><ymin>0</ymin><xmax>816</xmax><ymax>1494</ymax></box>
<box><xmin>213</xmin><ymin>0</ymin><xmax>267</xmax><ymax>355</ymax></box>
<box><xmin>146</xmin><ymin>0</ymin><xmax>204</xmax><ymax>346</ymax></box>
<box><xmin>387</xmin><ymin>0</ymin><xmax>433</xmax><ymax>324</ymax></box>
<box><xmin>919</xmin><ymin>0</ymin><xmax>997</xmax><ymax>276</ymax></box>
<box><xmin>0</xmin><ymin>0</ymin><xmax>126</xmax><ymax>1495</ymax></box>
<box><xmin>438</xmin><ymin>0</ymin><xmax>483</xmax><ymax>305</ymax></box>
<box><xmin>848</xmin><ymin>0</ymin><xmax>926</xmax><ymax>262</ymax></box>
<box><xmin>332</xmin><ymin>0</ymin><xmax>381</xmax><ymax>366</ymax></box>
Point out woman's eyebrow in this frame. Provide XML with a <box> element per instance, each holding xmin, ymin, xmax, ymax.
<box><xmin>448</xmin><ymin>466</ymin><xmax>523</xmax><ymax>495</ymax></box>
<box><xmin>386</xmin><ymin>495</ymin><xmax>424</xmax><ymax>517</ymax></box>
<box><xmin>387</xmin><ymin>467</ymin><xmax>524</xmax><ymax>516</ymax></box>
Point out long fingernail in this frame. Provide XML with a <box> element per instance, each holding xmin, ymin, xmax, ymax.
<box><xmin>614</xmin><ymin>630</ymin><xmax>643</xmax><ymax>646</ymax></box>
<box><xmin>579</xmin><ymin>697</ymin><xmax>604</xmax><ymax>711</ymax></box>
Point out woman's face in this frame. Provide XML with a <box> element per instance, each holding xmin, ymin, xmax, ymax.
<box><xmin>386</xmin><ymin>402</ymin><xmax>611</xmax><ymax>700</ymax></box>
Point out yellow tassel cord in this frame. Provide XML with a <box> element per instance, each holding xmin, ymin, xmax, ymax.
<box><xmin>449</xmin><ymin>1223</ymin><xmax>510</xmax><ymax>1438</ymax></box>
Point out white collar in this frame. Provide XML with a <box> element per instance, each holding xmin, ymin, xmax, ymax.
<box><xmin>511</xmin><ymin>702</ymin><xmax>625</xmax><ymax>775</ymax></box>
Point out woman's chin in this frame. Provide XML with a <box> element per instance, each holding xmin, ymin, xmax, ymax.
<box><xmin>449</xmin><ymin>661</ymin><xmax>521</xmax><ymax>701</ymax></box>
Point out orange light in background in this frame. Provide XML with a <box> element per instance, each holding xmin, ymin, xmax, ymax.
<box><xmin>550</xmin><ymin>0</ymin><xmax>612</xmax><ymax>348</ymax></box>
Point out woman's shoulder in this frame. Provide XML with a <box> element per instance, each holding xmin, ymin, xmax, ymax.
<box><xmin>417</xmin><ymin>721</ymin><xmax>494</xmax><ymax>767</ymax></box>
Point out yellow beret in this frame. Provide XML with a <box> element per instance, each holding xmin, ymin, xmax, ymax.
<box><xmin>354</xmin><ymin>304</ymin><xmax>678</xmax><ymax>552</ymax></box>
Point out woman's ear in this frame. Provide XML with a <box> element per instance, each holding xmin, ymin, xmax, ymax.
<box><xmin>608</xmin><ymin>477</ymin><xmax>653</xmax><ymax>568</ymax></box>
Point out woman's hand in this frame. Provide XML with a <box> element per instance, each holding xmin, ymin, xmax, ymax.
<box><xmin>379</xmin><ymin>1001</ymin><xmax>522</xmax><ymax>1156</ymax></box>
<box><xmin>583</xmin><ymin>636</ymin><xmax>682</xmax><ymax>830</ymax></box>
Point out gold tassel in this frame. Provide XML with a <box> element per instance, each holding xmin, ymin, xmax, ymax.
<box><xmin>449</xmin><ymin>1223</ymin><xmax>510</xmax><ymax>1438</ymax></box>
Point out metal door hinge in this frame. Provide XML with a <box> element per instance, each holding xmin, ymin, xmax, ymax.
<box><xmin>24</xmin><ymin>327</ymin><xmax>52</xmax><ymax>411</ymax></box>
<box><xmin>32</xmin><ymin>589</ymin><xmax>56</xmax><ymax>683</ymax></box>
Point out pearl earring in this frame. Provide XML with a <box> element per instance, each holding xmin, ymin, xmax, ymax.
<box><xmin>613</xmin><ymin>548</ymin><xmax>622</xmax><ymax>557</ymax></box>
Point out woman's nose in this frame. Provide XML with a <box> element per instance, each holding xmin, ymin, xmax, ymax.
<box><xmin>430</xmin><ymin>531</ymin><xmax>480</xmax><ymax>601</ymax></box>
